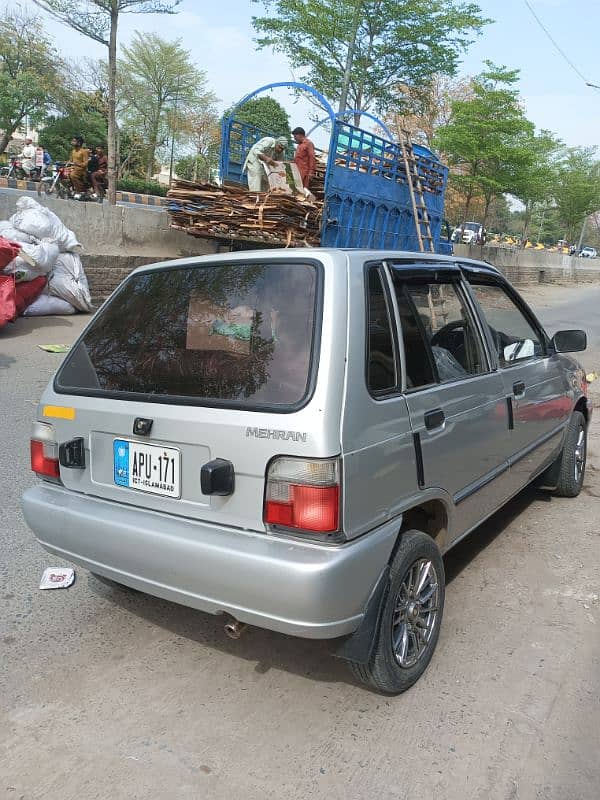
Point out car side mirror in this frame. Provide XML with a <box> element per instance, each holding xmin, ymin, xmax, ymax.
<box><xmin>552</xmin><ymin>330</ymin><xmax>587</xmax><ymax>353</ymax></box>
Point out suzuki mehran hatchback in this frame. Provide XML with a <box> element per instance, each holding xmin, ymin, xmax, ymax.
<box><xmin>23</xmin><ymin>250</ymin><xmax>590</xmax><ymax>694</ymax></box>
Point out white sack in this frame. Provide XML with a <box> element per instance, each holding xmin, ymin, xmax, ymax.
<box><xmin>9</xmin><ymin>197</ymin><xmax>80</xmax><ymax>252</ymax></box>
<box><xmin>4</xmin><ymin>239</ymin><xmax>60</xmax><ymax>276</ymax></box>
<box><xmin>23</xmin><ymin>294</ymin><xmax>76</xmax><ymax>316</ymax></box>
<box><xmin>0</xmin><ymin>221</ymin><xmax>37</xmax><ymax>244</ymax></box>
<box><xmin>48</xmin><ymin>252</ymin><xmax>93</xmax><ymax>312</ymax></box>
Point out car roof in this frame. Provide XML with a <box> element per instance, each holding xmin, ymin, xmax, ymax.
<box><xmin>131</xmin><ymin>248</ymin><xmax>501</xmax><ymax>278</ymax></box>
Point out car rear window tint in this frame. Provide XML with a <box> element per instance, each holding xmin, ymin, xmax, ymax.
<box><xmin>56</xmin><ymin>262</ymin><xmax>319</xmax><ymax>408</ymax></box>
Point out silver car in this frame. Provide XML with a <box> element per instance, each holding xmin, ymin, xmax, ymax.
<box><xmin>23</xmin><ymin>250</ymin><xmax>591</xmax><ymax>694</ymax></box>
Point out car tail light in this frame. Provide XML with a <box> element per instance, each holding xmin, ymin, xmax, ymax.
<box><xmin>30</xmin><ymin>421</ymin><xmax>60</xmax><ymax>479</ymax></box>
<box><xmin>264</xmin><ymin>457</ymin><xmax>341</xmax><ymax>534</ymax></box>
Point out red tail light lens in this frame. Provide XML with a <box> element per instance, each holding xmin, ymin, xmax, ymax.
<box><xmin>264</xmin><ymin>457</ymin><xmax>340</xmax><ymax>534</ymax></box>
<box><xmin>30</xmin><ymin>422</ymin><xmax>60</xmax><ymax>479</ymax></box>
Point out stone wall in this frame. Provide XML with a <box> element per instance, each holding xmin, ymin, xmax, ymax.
<box><xmin>0</xmin><ymin>192</ymin><xmax>218</xmax><ymax>258</ymax></box>
<box><xmin>454</xmin><ymin>244</ymin><xmax>600</xmax><ymax>285</ymax></box>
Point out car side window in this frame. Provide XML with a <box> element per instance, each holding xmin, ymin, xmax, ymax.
<box><xmin>391</xmin><ymin>274</ymin><xmax>487</xmax><ymax>387</ymax></box>
<box><xmin>468</xmin><ymin>281</ymin><xmax>545</xmax><ymax>367</ymax></box>
<box><xmin>366</xmin><ymin>266</ymin><xmax>398</xmax><ymax>394</ymax></box>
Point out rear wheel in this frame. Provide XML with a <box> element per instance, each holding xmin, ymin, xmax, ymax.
<box><xmin>350</xmin><ymin>530</ymin><xmax>444</xmax><ymax>694</ymax></box>
<box><xmin>553</xmin><ymin>411</ymin><xmax>587</xmax><ymax>497</ymax></box>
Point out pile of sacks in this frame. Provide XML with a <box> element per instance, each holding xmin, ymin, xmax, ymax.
<box><xmin>0</xmin><ymin>197</ymin><xmax>93</xmax><ymax>316</ymax></box>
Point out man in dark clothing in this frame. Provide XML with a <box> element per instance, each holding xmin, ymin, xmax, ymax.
<box><xmin>292</xmin><ymin>127</ymin><xmax>316</xmax><ymax>188</ymax></box>
<box><xmin>90</xmin><ymin>146</ymin><xmax>108</xmax><ymax>197</ymax></box>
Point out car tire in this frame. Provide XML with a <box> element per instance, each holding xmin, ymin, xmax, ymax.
<box><xmin>553</xmin><ymin>411</ymin><xmax>587</xmax><ymax>497</ymax></box>
<box><xmin>349</xmin><ymin>530</ymin><xmax>445</xmax><ymax>694</ymax></box>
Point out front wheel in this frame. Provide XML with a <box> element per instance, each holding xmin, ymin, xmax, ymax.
<box><xmin>553</xmin><ymin>411</ymin><xmax>587</xmax><ymax>497</ymax></box>
<box><xmin>350</xmin><ymin>530</ymin><xmax>445</xmax><ymax>694</ymax></box>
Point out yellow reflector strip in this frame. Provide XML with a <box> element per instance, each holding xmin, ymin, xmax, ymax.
<box><xmin>43</xmin><ymin>405</ymin><xmax>76</xmax><ymax>420</ymax></box>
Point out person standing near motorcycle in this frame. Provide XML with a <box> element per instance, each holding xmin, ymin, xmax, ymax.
<box><xmin>17</xmin><ymin>138</ymin><xmax>37</xmax><ymax>176</ymax></box>
<box><xmin>68</xmin><ymin>136</ymin><xmax>89</xmax><ymax>193</ymax></box>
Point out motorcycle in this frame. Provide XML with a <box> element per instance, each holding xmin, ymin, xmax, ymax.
<box><xmin>38</xmin><ymin>163</ymin><xmax>105</xmax><ymax>202</ymax></box>
<box><xmin>0</xmin><ymin>157</ymin><xmax>44</xmax><ymax>181</ymax></box>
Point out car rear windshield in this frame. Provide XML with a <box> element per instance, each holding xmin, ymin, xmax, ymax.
<box><xmin>56</xmin><ymin>261</ymin><xmax>320</xmax><ymax>409</ymax></box>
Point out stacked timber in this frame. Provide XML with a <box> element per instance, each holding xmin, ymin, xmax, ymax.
<box><xmin>167</xmin><ymin>180</ymin><xmax>322</xmax><ymax>247</ymax></box>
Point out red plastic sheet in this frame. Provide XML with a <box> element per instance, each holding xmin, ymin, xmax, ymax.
<box><xmin>0</xmin><ymin>274</ymin><xmax>17</xmax><ymax>328</ymax></box>
<box><xmin>0</xmin><ymin>236</ymin><xmax>21</xmax><ymax>269</ymax></box>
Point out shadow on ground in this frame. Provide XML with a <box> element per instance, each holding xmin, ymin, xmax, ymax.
<box><xmin>88</xmin><ymin>485</ymin><xmax>551</xmax><ymax>689</ymax></box>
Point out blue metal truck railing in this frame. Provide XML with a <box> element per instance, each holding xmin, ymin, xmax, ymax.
<box><xmin>220</xmin><ymin>82</ymin><xmax>449</xmax><ymax>253</ymax></box>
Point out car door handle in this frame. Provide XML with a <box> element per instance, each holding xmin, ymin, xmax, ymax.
<box><xmin>513</xmin><ymin>381</ymin><xmax>525</xmax><ymax>397</ymax></box>
<box><xmin>424</xmin><ymin>408</ymin><xmax>445</xmax><ymax>431</ymax></box>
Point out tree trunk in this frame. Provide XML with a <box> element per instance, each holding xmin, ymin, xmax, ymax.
<box><xmin>463</xmin><ymin>186</ymin><xmax>473</xmax><ymax>221</ymax></box>
<box><xmin>0</xmin><ymin>129</ymin><xmax>13</xmax><ymax>156</ymax></box>
<box><xmin>107</xmin><ymin>4</ymin><xmax>118</xmax><ymax>205</ymax></box>
<box><xmin>339</xmin><ymin>0</ymin><xmax>362</xmax><ymax>114</ymax></box>
<box><xmin>146</xmin><ymin>115</ymin><xmax>161</xmax><ymax>181</ymax></box>
<box><xmin>481</xmin><ymin>194</ymin><xmax>492</xmax><ymax>247</ymax></box>
<box><xmin>521</xmin><ymin>201</ymin><xmax>532</xmax><ymax>248</ymax></box>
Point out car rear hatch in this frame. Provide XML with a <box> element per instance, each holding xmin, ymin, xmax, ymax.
<box><xmin>43</xmin><ymin>255</ymin><xmax>344</xmax><ymax>532</ymax></box>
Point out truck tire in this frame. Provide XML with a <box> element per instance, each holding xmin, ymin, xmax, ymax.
<box><xmin>553</xmin><ymin>411</ymin><xmax>587</xmax><ymax>497</ymax></box>
<box><xmin>349</xmin><ymin>530</ymin><xmax>444</xmax><ymax>694</ymax></box>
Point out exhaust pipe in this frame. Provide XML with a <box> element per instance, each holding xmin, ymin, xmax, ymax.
<box><xmin>224</xmin><ymin>618</ymin><xmax>247</xmax><ymax>640</ymax></box>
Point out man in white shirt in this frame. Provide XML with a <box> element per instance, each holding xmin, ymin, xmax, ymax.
<box><xmin>242</xmin><ymin>136</ymin><xmax>288</xmax><ymax>192</ymax></box>
<box><xmin>18</xmin><ymin>138</ymin><xmax>36</xmax><ymax>175</ymax></box>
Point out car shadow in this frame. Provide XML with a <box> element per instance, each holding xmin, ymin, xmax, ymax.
<box><xmin>3</xmin><ymin>315</ymin><xmax>78</xmax><ymax>339</ymax></box>
<box><xmin>89</xmin><ymin>484</ymin><xmax>551</xmax><ymax>689</ymax></box>
<box><xmin>444</xmin><ymin>484</ymin><xmax>549</xmax><ymax>584</ymax></box>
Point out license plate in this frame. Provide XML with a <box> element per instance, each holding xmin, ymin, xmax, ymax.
<box><xmin>113</xmin><ymin>439</ymin><xmax>181</xmax><ymax>498</ymax></box>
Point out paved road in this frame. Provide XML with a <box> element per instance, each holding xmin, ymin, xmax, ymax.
<box><xmin>0</xmin><ymin>185</ymin><xmax>166</xmax><ymax>212</ymax></box>
<box><xmin>1</xmin><ymin>286</ymin><xmax>599</xmax><ymax>800</ymax></box>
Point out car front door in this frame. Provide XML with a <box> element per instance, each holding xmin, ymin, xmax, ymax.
<box><xmin>387</xmin><ymin>263</ymin><xmax>511</xmax><ymax>544</ymax></box>
<box><xmin>463</xmin><ymin>270</ymin><xmax>572</xmax><ymax>495</ymax></box>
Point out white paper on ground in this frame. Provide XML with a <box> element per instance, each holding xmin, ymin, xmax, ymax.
<box><xmin>39</xmin><ymin>567</ymin><xmax>75</xmax><ymax>590</ymax></box>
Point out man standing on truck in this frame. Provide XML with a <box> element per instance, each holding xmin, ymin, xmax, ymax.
<box><xmin>243</xmin><ymin>136</ymin><xmax>288</xmax><ymax>192</ymax></box>
<box><xmin>292</xmin><ymin>127</ymin><xmax>316</xmax><ymax>188</ymax></box>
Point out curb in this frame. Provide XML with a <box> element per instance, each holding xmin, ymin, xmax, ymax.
<box><xmin>0</xmin><ymin>177</ymin><xmax>168</xmax><ymax>207</ymax></box>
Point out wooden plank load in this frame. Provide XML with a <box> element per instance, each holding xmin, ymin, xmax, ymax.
<box><xmin>167</xmin><ymin>179</ymin><xmax>322</xmax><ymax>248</ymax></box>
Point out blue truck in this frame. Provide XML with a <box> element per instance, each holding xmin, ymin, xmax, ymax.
<box><xmin>219</xmin><ymin>82</ymin><xmax>452</xmax><ymax>255</ymax></box>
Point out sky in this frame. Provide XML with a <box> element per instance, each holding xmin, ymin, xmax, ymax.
<box><xmin>22</xmin><ymin>0</ymin><xmax>600</xmax><ymax>150</ymax></box>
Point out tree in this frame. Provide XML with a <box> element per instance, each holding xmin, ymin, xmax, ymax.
<box><xmin>118</xmin><ymin>32</ymin><xmax>216</xmax><ymax>180</ymax></box>
<box><xmin>382</xmin><ymin>74</ymin><xmax>473</xmax><ymax>148</ymax></box>
<box><xmin>434</xmin><ymin>63</ymin><xmax>535</xmax><ymax>229</ymax></box>
<box><xmin>34</xmin><ymin>0</ymin><xmax>181</xmax><ymax>205</ymax></box>
<box><xmin>252</xmin><ymin>0</ymin><xmax>490</xmax><ymax>125</ymax></box>
<box><xmin>554</xmin><ymin>148</ymin><xmax>600</xmax><ymax>243</ymax></box>
<box><xmin>0</xmin><ymin>9</ymin><xmax>65</xmax><ymax>155</ymax></box>
<box><xmin>223</xmin><ymin>97</ymin><xmax>291</xmax><ymax>139</ymax></box>
<box><xmin>512</xmin><ymin>130</ymin><xmax>563</xmax><ymax>245</ymax></box>
<box><xmin>177</xmin><ymin>108</ymin><xmax>221</xmax><ymax>182</ymax></box>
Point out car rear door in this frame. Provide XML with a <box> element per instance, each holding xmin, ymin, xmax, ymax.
<box><xmin>463</xmin><ymin>269</ymin><xmax>571</xmax><ymax>494</ymax></box>
<box><xmin>387</xmin><ymin>262</ymin><xmax>511</xmax><ymax>543</ymax></box>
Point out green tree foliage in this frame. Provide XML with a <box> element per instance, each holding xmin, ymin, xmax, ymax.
<box><xmin>252</xmin><ymin>0</ymin><xmax>490</xmax><ymax>122</ymax></box>
<box><xmin>554</xmin><ymin>148</ymin><xmax>600</xmax><ymax>242</ymax></box>
<box><xmin>435</xmin><ymin>63</ymin><xmax>536</xmax><ymax>227</ymax></box>
<box><xmin>223</xmin><ymin>96</ymin><xmax>291</xmax><ymax>139</ymax></box>
<box><xmin>41</xmin><ymin>110</ymin><xmax>108</xmax><ymax>162</ymax></box>
<box><xmin>34</xmin><ymin>0</ymin><xmax>182</xmax><ymax>204</ymax></box>
<box><xmin>119</xmin><ymin>32</ymin><xmax>217</xmax><ymax>180</ymax></box>
<box><xmin>0</xmin><ymin>9</ymin><xmax>65</xmax><ymax>155</ymax></box>
<box><xmin>512</xmin><ymin>130</ymin><xmax>563</xmax><ymax>245</ymax></box>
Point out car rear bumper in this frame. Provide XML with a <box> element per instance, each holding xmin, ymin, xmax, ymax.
<box><xmin>22</xmin><ymin>484</ymin><xmax>398</xmax><ymax>639</ymax></box>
